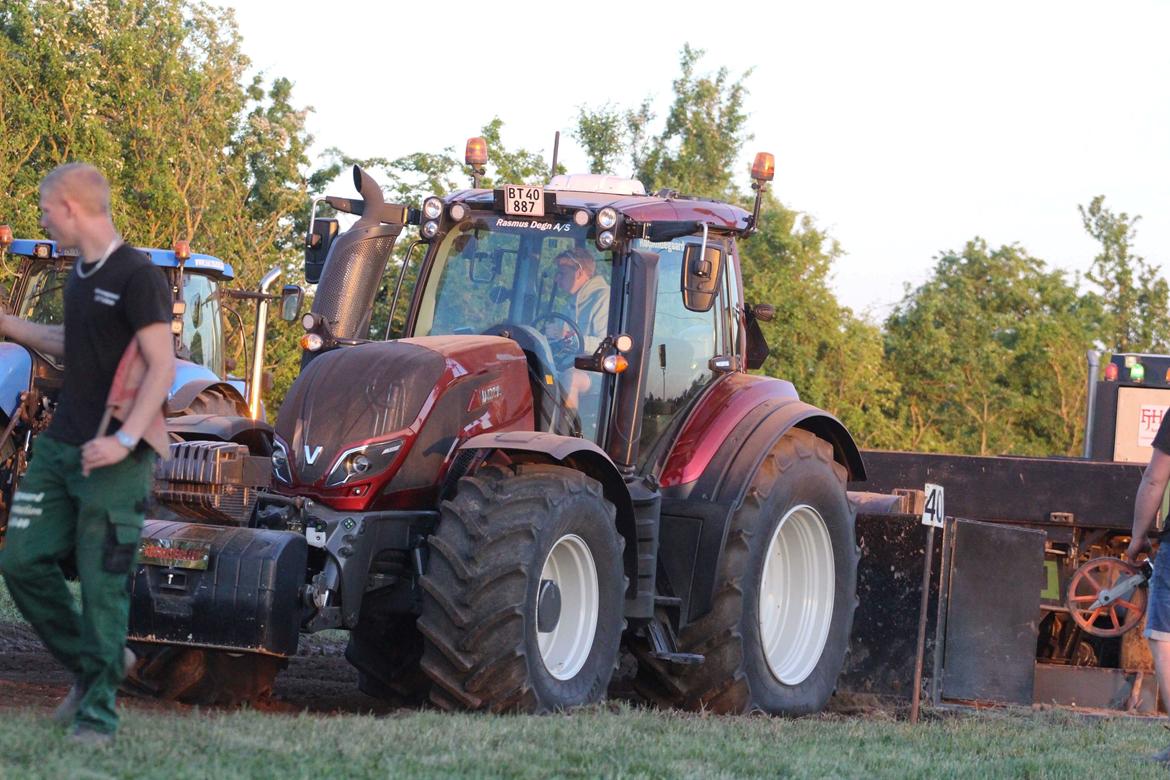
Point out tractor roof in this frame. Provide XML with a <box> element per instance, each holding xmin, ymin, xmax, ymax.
<box><xmin>450</xmin><ymin>186</ymin><xmax>752</xmax><ymax>233</ymax></box>
<box><xmin>6</xmin><ymin>238</ymin><xmax>235</xmax><ymax>281</ymax></box>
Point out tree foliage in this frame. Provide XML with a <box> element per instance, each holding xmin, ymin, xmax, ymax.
<box><xmin>0</xmin><ymin>0</ymin><xmax>314</xmax><ymax>406</ymax></box>
<box><xmin>884</xmin><ymin>240</ymin><xmax>1100</xmax><ymax>455</ymax></box>
<box><xmin>5</xmin><ymin>20</ymin><xmax>1162</xmax><ymax>461</ymax></box>
<box><xmin>1080</xmin><ymin>195</ymin><xmax>1170</xmax><ymax>353</ymax></box>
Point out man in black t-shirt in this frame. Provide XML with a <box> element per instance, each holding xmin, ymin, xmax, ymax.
<box><xmin>1128</xmin><ymin>410</ymin><xmax>1170</xmax><ymax>761</ymax></box>
<box><xmin>0</xmin><ymin>163</ymin><xmax>173</xmax><ymax>747</ymax></box>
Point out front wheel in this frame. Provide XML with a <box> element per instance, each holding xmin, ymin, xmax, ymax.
<box><xmin>635</xmin><ymin>428</ymin><xmax>858</xmax><ymax>714</ymax></box>
<box><xmin>418</xmin><ymin>463</ymin><xmax>625</xmax><ymax>713</ymax></box>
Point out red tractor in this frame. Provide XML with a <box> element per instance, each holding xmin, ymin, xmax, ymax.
<box><xmin>129</xmin><ymin>144</ymin><xmax>865</xmax><ymax>715</ymax></box>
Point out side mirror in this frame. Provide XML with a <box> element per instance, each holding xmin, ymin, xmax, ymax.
<box><xmin>280</xmin><ymin>284</ymin><xmax>304</xmax><ymax>322</ymax></box>
<box><xmin>681</xmin><ymin>241</ymin><xmax>725</xmax><ymax>312</ymax></box>
<box><xmin>468</xmin><ymin>251</ymin><xmax>501</xmax><ymax>284</ymax></box>
<box><xmin>304</xmin><ymin>217</ymin><xmax>339</xmax><ymax>284</ymax></box>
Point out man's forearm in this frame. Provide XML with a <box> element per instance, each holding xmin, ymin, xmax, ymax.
<box><xmin>1</xmin><ymin>315</ymin><xmax>64</xmax><ymax>359</ymax></box>
<box><xmin>1133</xmin><ymin>472</ymin><xmax>1168</xmax><ymax>541</ymax></box>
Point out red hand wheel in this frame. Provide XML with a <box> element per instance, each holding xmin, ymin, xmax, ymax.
<box><xmin>1065</xmin><ymin>557</ymin><xmax>1150</xmax><ymax>638</ymax></box>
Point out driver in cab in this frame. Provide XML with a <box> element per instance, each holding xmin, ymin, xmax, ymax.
<box><xmin>547</xmin><ymin>247</ymin><xmax>609</xmax><ymax>410</ymax></box>
<box><xmin>552</xmin><ymin>248</ymin><xmax>609</xmax><ymax>352</ymax></box>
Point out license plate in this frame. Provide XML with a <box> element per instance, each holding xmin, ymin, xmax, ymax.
<box><xmin>503</xmin><ymin>184</ymin><xmax>544</xmax><ymax>217</ymax></box>
<box><xmin>139</xmin><ymin>537</ymin><xmax>211</xmax><ymax>570</ymax></box>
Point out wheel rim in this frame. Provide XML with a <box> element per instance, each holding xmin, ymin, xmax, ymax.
<box><xmin>758</xmin><ymin>504</ymin><xmax>835</xmax><ymax>686</ymax></box>
<box><xmin>536</xmin><ymin>533</ymin><xmax>599</xmax><ymax>681</ymax></box>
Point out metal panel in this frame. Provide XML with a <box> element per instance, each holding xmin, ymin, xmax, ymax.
<box><xmin>942</xmin><ymin>519</ymin><xmax>1046</xmax><ymax>705</ymax></box>
<box><xmin>855</xmin><ymin>450</ymin><xmax>1144</xmax><ymax>530</ymax></box>
<box><xmin>1033</xmin><ymin>664</ymin><xmax>1160</xmax><ymax>713</ymax></box>
<box><xmin>838</xmin><ymin>512</ymin><xmax>942</xmax><ymax>698</ymax></box>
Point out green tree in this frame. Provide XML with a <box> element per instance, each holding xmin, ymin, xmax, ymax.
<box><xmin>1080</xmin><ymin>195</ymin><xmax>1170</xmax><ymax>352</ymax></box>
<box><xmin>0</xmin><ymin>0</ymin><xmax>315</xmax><ymax>410</ymax></box>
<box><xmin>884</xmin><ymin>239</ymin><xmax>1097</xmax><ymax>456</ymax></box>
<box><xmin>576</xmin><ymin>45</ymin><xmax>750</xmax><ymax>200</ymax></box>
<box><xmin>741</xmin><ymin>195</ymin><xmax>902</xmax><ymax>449</ymax></box>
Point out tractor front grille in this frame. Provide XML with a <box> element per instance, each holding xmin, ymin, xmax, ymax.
<box><xmin>154</xmin><ymin>440</ymin><xmax>272</xmax><ymax>526</ymax></box>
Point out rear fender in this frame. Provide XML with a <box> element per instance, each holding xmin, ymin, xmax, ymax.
<box><xmin>165</xmin><ymin>414</ymin><xmax>274</xmax><ymax>456</ymax></box>
<box><xmin>167</xmin><ymin>378</ymin><xmax>248</xmax><ymax>417</ymax></box>
<box><xmin>662</xmin><ymin>397</ymin><xmax>865</xmax><ymax>625</ymax></box>
<box><xmin>0</xmin><ymin>343</ymin><xmax>32</xmax><ymax>418</ymax></box>
<box><xmin>457</xmin><ymin>431</ymin><xmax>642</xmax><ymax>608</ymax></box>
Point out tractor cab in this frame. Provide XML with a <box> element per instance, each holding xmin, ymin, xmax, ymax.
<box><xmin>2</xmin><ymin>237</ymin><xmax>234</xmax><ymax>380</ymax></box>
<box><xmin>301</xmin><ymin>143</ymin><xmax>777</xmax><ymax>480</ymax></box>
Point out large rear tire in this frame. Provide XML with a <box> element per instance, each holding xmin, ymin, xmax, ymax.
<box><xmin>418</xmin><ymin>463</ymin><xmax>625</xmax><ymax>713</ymax></box>
<box><xmin>634</xmin><ymin>428</ymin><xmax>858</xmax><ymax>715</ymax></box>
<box><xmin>179</xmin><ymin>387</ymin><xmax>247</xmax><ymax>418</ymax></box>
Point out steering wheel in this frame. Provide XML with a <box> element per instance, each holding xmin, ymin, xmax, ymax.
<box><xmin>533</xmin><ymin>313</ymin><xmax>584</xmax><ymax>371</ymax></box>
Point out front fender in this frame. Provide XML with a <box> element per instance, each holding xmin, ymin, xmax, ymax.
<box><xmin>0</xmin><ymin>343</ymin><xmax>32</xmax><ymax>419</ymax></box>
<box><xmin>458</xmin><ymin>431</ymin><xmax>644</xmax><ymax>609</ymax></box>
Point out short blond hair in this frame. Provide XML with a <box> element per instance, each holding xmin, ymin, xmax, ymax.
<box><xmin>39</xmin><ymin>163</ymin><xmax>111</xmax><ymax>216</ymax></box>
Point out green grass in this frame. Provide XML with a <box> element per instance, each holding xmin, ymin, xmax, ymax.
<box><xmin>0</xmin><ymin>578</ymin><xmax>17</xmax><ymax>622</ymax></box>
<box><xmin>0</xmin><ymin>702</ymin><xmax>1164</xmax><ymax>779</ymax></box>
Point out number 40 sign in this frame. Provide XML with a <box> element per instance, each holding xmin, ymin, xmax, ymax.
<box><xmin>922</xmin><ymin>483</ymin><xmax>944</xmax><ymax>527</ymax></box>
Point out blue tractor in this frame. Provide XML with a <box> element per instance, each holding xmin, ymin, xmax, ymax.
<box><xmin>0</xmin><ymin>232</ymin><xmax>297</xmax><ymax>544</ymax></box>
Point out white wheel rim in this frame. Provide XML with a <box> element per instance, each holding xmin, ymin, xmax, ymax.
<box><xmin>536</xmin><ymin>533</ymin><xmax>600</xmax><ymax>681</ymax></box>
<box><xmin>758</xmin><ymin>504</ymin><xmax>835</xmax><ymax>686</ymax></box>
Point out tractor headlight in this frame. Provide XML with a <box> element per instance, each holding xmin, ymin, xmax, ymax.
<box><xmin>423</xmin><ymin>197</ymin><xmax>444</xmax><ymax>221</ymax></box>
<box><xmin>324</xmin><ymin>438</ymin><xmax>404</xmax><ymax>488</ymax></box>
<box><xmin>448</xmin><ymin>203</ymin><xmax>467</xmax><ymax>221</ymax></box>
<box><xmin>421</xmin><ymin>220</ymin><xmax>439</xmax><ymax>239</ymax></box>
<box><xmin>272</xmin><ymin>438</ymin><xmax>293</xmax><ymax>484</ymax></box>
<box><xmin>596</xmin><ymin>207</ymin><xmax>617</xmax><ymax>230</ymax></box>
<box><xmin>596</xmin><ymin>230</ymin><xmax>615</xmax><ymax>250</ymax></box>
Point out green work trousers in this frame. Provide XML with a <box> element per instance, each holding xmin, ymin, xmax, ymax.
<box><xmin>0</xmin><ymin>434</ymin><xmax>154</xmax><ymax>735</ymax></box>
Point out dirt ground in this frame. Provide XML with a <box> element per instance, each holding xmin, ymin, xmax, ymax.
<box><xmin>0</xmin><ymin>620</ymin><xmax>902</xmax><ymax>718</ymax></box>
<box><xmin>0</xmin><ymin>620</ymin><xmax>398</xmax><ymax>716</ymax></box>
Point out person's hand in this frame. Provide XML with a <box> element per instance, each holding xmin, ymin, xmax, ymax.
<box><xmin>1126</xmin><ymin>536</ymin><xmax>1151</xmax><ymax>563</ymax></box>
<box><xmin>81</xmin><ymin>435</ymin><xmax>130</xmax><ymax>476</ymax></box>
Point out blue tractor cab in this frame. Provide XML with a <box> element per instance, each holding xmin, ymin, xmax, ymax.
<box><xmin>0</xmin><ymin>238</ymin><xmax>249</xmax><ymax>423</ymax></box>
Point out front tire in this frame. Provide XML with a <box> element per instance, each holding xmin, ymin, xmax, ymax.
<box><xmin>418</xmin><ymin>463</ymin><xmax>625</xmax><ymax>713</ymax></box>
<box><xmin>635</xmin><ymin>428</ymin><xmax>858</xmax><ymax>714</ymax></box>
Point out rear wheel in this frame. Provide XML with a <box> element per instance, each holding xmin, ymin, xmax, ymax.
<box><xmin>418</xmin><ymin>463</ymin><xmax>625</xmax><ymax>713</ymax></box>
<box><xmin>634</xmin><ymin>428</ymin><xmax>858</xmax><ymax>714</ymax></box>
<box><xmin>125</xmin><ymin>646</ymin><xmax>284</xmax><ymax>706</ymax></box>
<box><xmin>180</xmin><ymin>387</ymin><xmax>246</xmax><ymax>418</ymax></box>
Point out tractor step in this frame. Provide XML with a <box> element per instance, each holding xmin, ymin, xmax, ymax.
<box><xmin>647</xmin><ymin>616</ymin><xmax>704</xmax><ymax>666</ymax></box>
<box><xmin>650</xmin><ymin>650</ymin><xmax>705</xmax><ymax>665</ymax></box>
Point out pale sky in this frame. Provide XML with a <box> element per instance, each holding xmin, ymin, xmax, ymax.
<box><xmin>228</xmin><ymin>0</ymin><xmax>1170</xmax><ymax>319</ymax></box>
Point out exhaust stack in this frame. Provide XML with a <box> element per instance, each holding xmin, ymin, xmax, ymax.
<box><xmin>309</xmin><ymin>166</ymin><xmax>406</xmax><ymax>342</ymax></box>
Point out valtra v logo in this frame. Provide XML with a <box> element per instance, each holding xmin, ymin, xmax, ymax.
<box><xmin>304</xmin><ymin>445</ymin><xmax>323</xmax><ymax>464</ymax></box>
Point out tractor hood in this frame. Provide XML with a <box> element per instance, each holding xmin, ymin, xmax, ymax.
<box><xmin>274</xmin><ymin>336</ymin><xmax>534</xmax><ymax>505</ymax></box>
<box><xmin>275</xmin><ymin>340</ymin><xmax>445</xmax><ymax>485</ymax></box>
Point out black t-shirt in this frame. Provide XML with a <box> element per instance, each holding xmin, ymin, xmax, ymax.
<box><xmin>1153</xmin><ymin>410</ymin><xmax>1170</xmax><ymax>456</ymax></box>
<box><xmin>45</xmin><ymin>244</ymin><xmax>171</xmax><ymax>445</ymax></box>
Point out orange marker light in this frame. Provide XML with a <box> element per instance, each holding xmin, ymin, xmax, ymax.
<box><xmin>173</xmin><ymin>239</ymin><xmax>191</xmax><ymax>261</ymax></box>
<box><xmin>602</xmin><ymin>354</ymin><xmax>629</xmax><ymax>374</ymax></box>
<box><xmin>465</xmin><ymin>137</ymin><xmax>488</xmax><ymax>167</ymax></box>
<box><xmin>0</xmin><ymin>225</ymin><xmax>12</xmax><ymax>248</ymax></box>
<box><xmin>751</xmin><ymin>152</ymin><xmax>775</xmax><ymax>183</ymax></box>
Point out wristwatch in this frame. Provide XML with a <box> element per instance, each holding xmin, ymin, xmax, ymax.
<box><xmin>114</xmin><ymin>430</ymin><xmax>139</xmax><ymax>450</ymax></box>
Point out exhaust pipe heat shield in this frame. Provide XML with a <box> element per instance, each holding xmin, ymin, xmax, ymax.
<box><xmin>311</xmin><ymin>166</ymin><xmax>405</xmax><ymax>341</ymax></box>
